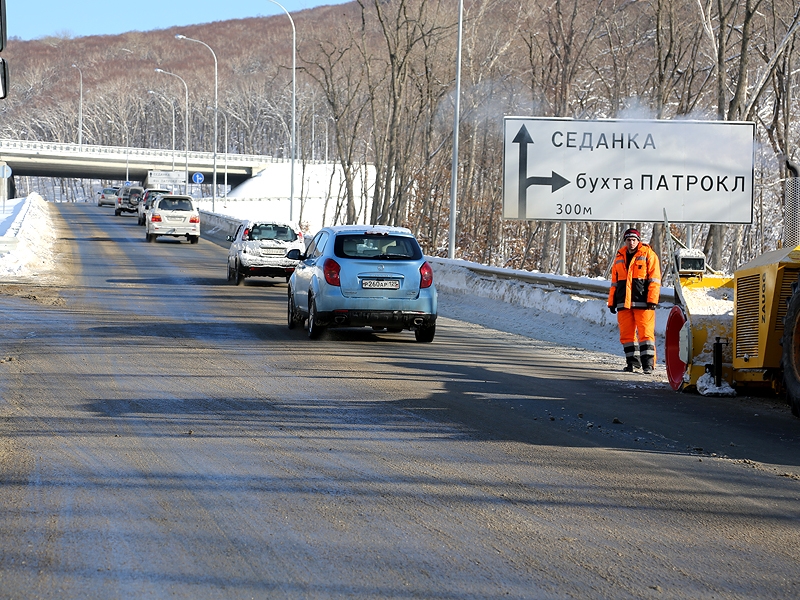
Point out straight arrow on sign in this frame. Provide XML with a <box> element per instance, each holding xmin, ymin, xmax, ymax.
<box><xmin>512</xmin><ymin>124</ymin><xmax>570</xmax><ymax>218</ymax></box>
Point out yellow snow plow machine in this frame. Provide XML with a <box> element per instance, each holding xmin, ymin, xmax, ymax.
<box><xmin>665</xmin><ymin>244</ymin><xmax>800</xmax><ymax>415</ymax></box>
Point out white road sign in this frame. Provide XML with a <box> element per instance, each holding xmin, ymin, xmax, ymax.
<box><xmin>148</xmin><ymin>170</ymin><xmax>185</xmax><ymax>185</ymax></box>
<box><xmin>0</xmin><ymin>165</ymin><xmax>11</xmax><ymax>178</ymax></box>
<box><xmin>502</xmin><ymin>117</ymin><xmax>755</xmax><ymax>224</ymax></box>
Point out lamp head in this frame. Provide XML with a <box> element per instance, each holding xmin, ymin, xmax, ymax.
<box><xmin>175</xmin><ymin>34</ymin><xmax>186</xmax><ymax>40</ymax></box>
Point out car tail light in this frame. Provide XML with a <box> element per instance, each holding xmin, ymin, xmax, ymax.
<box><xmin>190</xmin><ymin>215</ymin><xmax>200</xmax><ymax>224</ymax></box>
<box><xmin>151</xmin><ymin>214</ymin><xmax>162</xmax><ymax>222</ymax></box>
<box><xmin>323</xmin><ymin>258</ymin><xmax>341</xmax><ymax>286</ymax></box>
<box><xmin>420</xmin><ymin>261</ymin><xmax>433</xmax><ymax>288</ymax></box>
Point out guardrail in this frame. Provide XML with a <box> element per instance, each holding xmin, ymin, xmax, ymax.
<box><xmin>427</xmin><ymin>257</ymin><xmax>675</xmax><ymax>304</ymax></box>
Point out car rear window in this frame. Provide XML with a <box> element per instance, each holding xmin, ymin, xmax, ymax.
<box><xmin>159</xmin><ymin>199</ymin><xmax>194</xmax><ymax>211</ymax></box>
<box><xmin>334</xmin><ymin>234</ymin><xmax>422</xmax><ymax>260</ymax></box>
<box><xmin>248</xmin><ymin>224</ymin><xmax>297</xmax><ymax>242</ymax></box>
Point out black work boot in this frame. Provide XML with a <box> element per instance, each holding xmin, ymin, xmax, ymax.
<box><xmin>623</xmin><ymin>356</ymin><xmax>641</xmax><ymax>372</ymax></box>
<box><xmin>640</xmin><ymin>341</ymin><xmax>655</xmax><ymax>374</ymax></box>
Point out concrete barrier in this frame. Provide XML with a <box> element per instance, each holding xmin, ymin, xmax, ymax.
<box><xmin>199</xmin><ymin>210</ymin><xmax>243</xmax><ymax>246</ymax></box>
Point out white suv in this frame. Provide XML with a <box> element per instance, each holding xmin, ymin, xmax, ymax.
<box><xmin>226</xmin><ymin>220</ymin><xmax>304</xmax><ymax>284</ymax></box>
<box><xmin>145</xmin><ymin>195</ymin><xmax>200</xmax><ymax>244</ymax></box>
<box><xmin>138</xmin><ymin>189</ymin><xmax>170</xmax><ymax>225</ymax></box>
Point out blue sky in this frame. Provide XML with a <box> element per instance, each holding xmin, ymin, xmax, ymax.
<box><xmin>9</xmin><ymin>1</ymin><xmax>350</xmax><ymax>41</ymax></box>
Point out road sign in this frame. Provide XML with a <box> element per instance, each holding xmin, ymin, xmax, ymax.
<box><xmin>503</xmin><ymin>117</ymin><xmax>755</xmax><ymax>224</ymax></box>
<box><xmin>0</xmin><ymin>165</ymin><xmax>11</xmax><ymax>178</ymax></box>
<box><xmin>148</xmin><ymin>170</ymin><xmax>185</xmax><ymax>185</ymax></box>
<box><xmin>192</xmin><ymin>172</ymin><xmax>204</xmax><ymax>184</ymax></box>
<box><xmin>123</xmin><ymin>181</ymin><xmax>132</xmax><ymax>186</ymax></box>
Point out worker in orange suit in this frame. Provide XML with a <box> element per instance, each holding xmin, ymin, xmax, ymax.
<box><xmin>607</xmin><ymin>228</ymin><xmax>662</xmax><ymax>373</ymax></box>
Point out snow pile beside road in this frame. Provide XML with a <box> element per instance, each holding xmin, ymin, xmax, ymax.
<box><xmin>431</xmin><ymin>258</ymin><xmax>671</xmax><ymax>362</ymax></box>
<box><xmin>0</xmin><ymin>194</ymin><xmax>56</xmax><ymax>278</ymax></box>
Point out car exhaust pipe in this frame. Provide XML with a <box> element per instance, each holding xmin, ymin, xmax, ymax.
<box><xmin>334</xmin><ymin>315</ymin><xmax>347</xmax><ymax>324</ymax></box>
<box><xmin>413</xmin><ymin>318</ymin><xmax>424</xmax><ymax>326</ymax></box>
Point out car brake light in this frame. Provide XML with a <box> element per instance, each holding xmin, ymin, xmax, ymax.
<box><xmin>151</xmin><ymin>214</ymin><xmax>162</xmax><ymax>222</ymax></box>
<box><xmin>420</xmin><ymin>261</ymin><xmax>433</xmax><ymax>288</ymax></box>
<box><xmin>323</xmin><ymin>258</ymin><xmax>341</xmax><ymax>286</ymax></box>
<box><xmin>190</xmin><ymin>215</ymin><xmax>200</xmax><ymax>224</ymax></box>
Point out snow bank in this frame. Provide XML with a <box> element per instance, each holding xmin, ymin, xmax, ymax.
<box><xmin>0</xmin><ymin>194</ymin><xmax>56</xmax><ymax>278</ymax></box>
<box><xmin>429</xmin><ymin>256</ymin><xmax>669</xmax><ymax>338</ymax></box>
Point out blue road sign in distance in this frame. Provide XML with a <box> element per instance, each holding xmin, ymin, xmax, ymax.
<box><xmin>192</xmin><ymin>172</ymin><xmax>204</xmax><ymax>184</ymax></box>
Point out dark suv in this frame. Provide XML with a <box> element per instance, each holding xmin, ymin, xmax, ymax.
<box><xmin>115</xmin><ymin>186</ymin><xmax>144</xmax><ymax>216</ymax></box>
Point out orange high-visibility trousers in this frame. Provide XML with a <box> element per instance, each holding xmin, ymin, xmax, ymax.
<box><xmin>617</xmin><ymin>308</ymin><xmax>656</xmax><ymax>363</ymax></box>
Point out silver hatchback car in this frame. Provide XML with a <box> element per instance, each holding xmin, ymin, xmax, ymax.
<box><xmin>287</xmin><ymin>225</ymin><xmax>437</xmax><ymax>342</ymax></box>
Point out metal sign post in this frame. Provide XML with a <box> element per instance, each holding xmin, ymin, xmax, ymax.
<box><xmin>0</xmin><ymin>163</ymin><xmax>11</xmax><ymax>213</ymax></box>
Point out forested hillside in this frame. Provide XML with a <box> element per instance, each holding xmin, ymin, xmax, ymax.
<box><xmin>1</xmin><ymin>0</ymin><xmax>799</xmax><ymax>276</ymax></box>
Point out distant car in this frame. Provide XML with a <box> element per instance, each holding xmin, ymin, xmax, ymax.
<box><xmin>226</xmin><ymin>220</ymin><xmax>305</xmax><ymax>285</ymax></box>
<box><xmin>138</xmin><ymin>189</ymin><xmax>170</xmax><ymax>225</ymax></box>
<box><xmin>115</xmin><ymin>185</ymin><xmax>144</xmax><ymax>216</ymax></box>
<box><xmin>287</xmin><ymin>225</ymin><xmax>437</xmax><ymax>341</ymax></box>
<box><xmin>97</xmin><ymin>187</ymin><xmax>118</xmax><ymax>207</ymax></box>
<box><xmin>145</xmin><ymin>195</ymin><xmax>200</xmax><ymax>244</ymax></box>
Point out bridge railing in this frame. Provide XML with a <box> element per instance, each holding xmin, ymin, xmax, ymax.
<box><xmin>0</xmin><ymin>138</ymin><xmax>277</xmax><ymax>165</ymax></box>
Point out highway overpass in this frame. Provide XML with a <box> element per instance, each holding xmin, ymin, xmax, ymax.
<box><xmin>0</xmin><ymin>138</ymin><xmax>279</xmax><ymax>197</ymax></box>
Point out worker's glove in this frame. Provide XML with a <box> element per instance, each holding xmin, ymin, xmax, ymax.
<box><xmin>608</xmin><ymin>306</ymin><xmax>616</xmax><ymax>314</ymax></box>
<box><xmin>646</xmin><ymin>303</ymin><xmax>658</xmax><ymax>310</ymax></box>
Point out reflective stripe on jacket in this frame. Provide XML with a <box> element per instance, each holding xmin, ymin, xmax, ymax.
<box><xmin>607</xmin><ymin>243</ymin><xmax>661</xmax><ymax>310</ymax></box>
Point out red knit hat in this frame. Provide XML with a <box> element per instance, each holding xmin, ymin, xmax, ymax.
<box><xmin>623</xmin><ymin>228</ymin><xmax>640</xmax><ymax>240</ymax></box>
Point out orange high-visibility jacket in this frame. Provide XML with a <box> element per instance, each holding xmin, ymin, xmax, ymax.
<box><xmin>608</xmin><ymin>243</ymin><xmax>661</xmax><ymax>310</ymax></box>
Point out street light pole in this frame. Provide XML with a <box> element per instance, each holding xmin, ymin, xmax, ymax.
<box><xmin>149</xmin><ymin>90</ymin><xmax>176</xmax><ymax>171</ymax></box>
<box><xmin>155</xmin><ymin>68</ymin><xmax>190</xmax><ymax>194</ymax></box>
<box><xmin>176</xmin><ymin>34</ymin><xmax>218</xmax><ymax>211</ymax></box>
<box><xmin>268</xmin><ymin>0</ymin><xmax>296</xmax><ymax>223</ymax></box>
<box><xmin>125</xmin><ymin>126</ymin><xmax>130</xmax><ymax>182</ymax></box>
<box><xmin>71</xmin><ymin>64</ymin><xmax>83</xmax><ymax>146</ymax></box>
<box><xmin>208</xmin><ymin>106</ymin><xmax>229</xmax><ymax>202</ymax></box>
<box><xmin>448</xmin><ymin>0</ymin><xmax>464</xmax><ymax>260</ymax></box>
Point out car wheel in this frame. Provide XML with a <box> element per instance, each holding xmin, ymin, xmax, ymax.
<box><xmin>190</xmin><ymin>235</ymin><xmax>199</xmax><ymax>244</ymax></box>
<box><xmin>414</xmin><ymin>324</ymin><xmax>436</xmax><ymax>343</ymax></box>
<box><xmin>146</xmin><ymin>232</ymin><xmax>154</xmax><ymax>243</ymax></box>
<box><xmin>226</xmin><ymin>262</ymin><xmax>235</xmax><ymax>283</ymax></box>
<box><xmin>114</xmin><ymin>209</ymin><xmax>121</xmax><ymax>216</ymax></box>
<box><xmin>307</xmin><ymin>298</ymin><xmax>324</xmax><ymax>339</ymax></box>
<box><xmin>234</xmin><ymin>261</ymin><xmax>244</xmax><ymax>286</ymax></box>
<box><xmin>287</xmin><ymin>291</ymin><xmax>299</xmax><ymax>329</ymax></box>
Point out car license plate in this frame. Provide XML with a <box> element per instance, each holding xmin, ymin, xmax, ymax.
<box><xmin>362</xmin><ymin>279</ymin><xmax>400</xmax><ymax>289</ymax></box>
